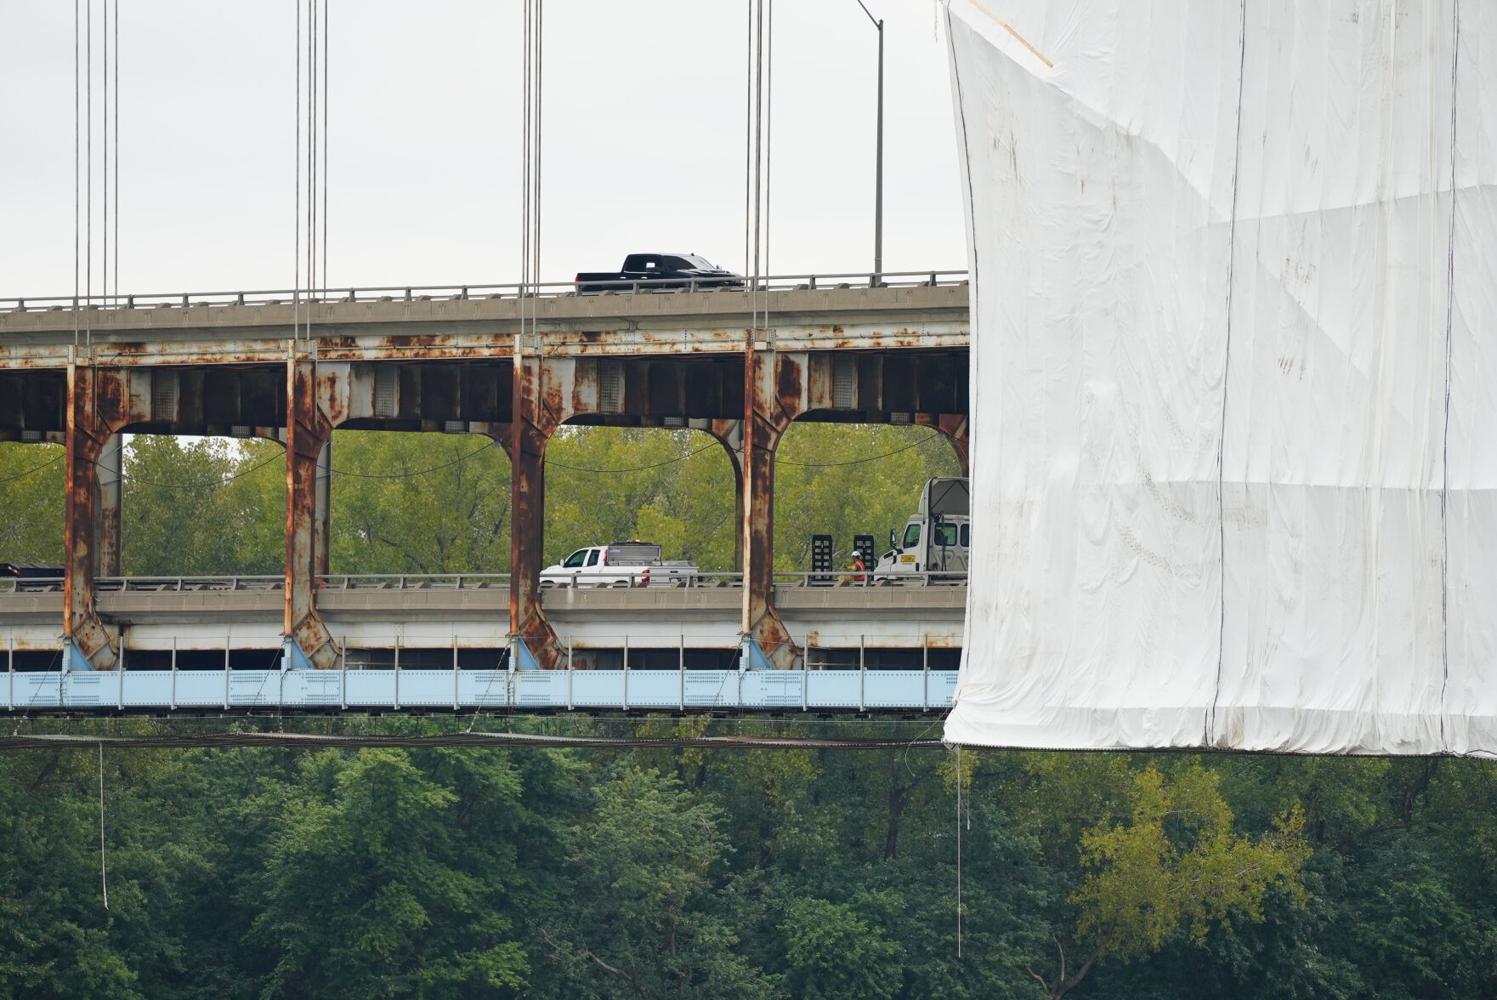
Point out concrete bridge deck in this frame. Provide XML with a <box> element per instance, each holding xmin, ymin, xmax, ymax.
<box><xmin>0</xmin><ymin>272</ymin><xmax>969</xmax><ymax>368</ymax></box>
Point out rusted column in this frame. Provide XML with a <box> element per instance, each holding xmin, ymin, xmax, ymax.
<box><xmin>313</xmin><ymin>437</ymin><xmax>332</xmax><ymax>577</ymax></box>
<box><xmin>510</xmin><ymin>356</ymin><xmax>565</xmax><ymax>668</ymax></box>
<box><xmin>96</xmin><ymin>431</ymin><xmax>123</xmax><ymax>577</ymax></box>
<box><xmin>708</xmin><ymin>418</ymin><xmax>745</xmax><ymax>571</ymax></box>
<box><xmin>741</xmin><ymin>348</ymin><xmax>806</xmax><ymax>669</ymax></box>
<box><xmin>63</xmin><ymin>365</ymin><xmax>131</xmax><ymax>670</ymax></box>
<box><xmin>284</xmin><ymin>358</ymin><xmax>340</xmax><ymax>669</ymax></box>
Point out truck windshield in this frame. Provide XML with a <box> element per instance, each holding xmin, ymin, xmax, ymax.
<box><xmin>563</xmin><ymin>549</ymin><xmax>588</xmax><ymax>568</ymax></box>
<box><xmin>902</xmin><ymin>524</ymin><xmax>921</xmax><ymax>548</ymax></box>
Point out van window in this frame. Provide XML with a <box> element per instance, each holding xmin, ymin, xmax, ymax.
<box><xmin>902</xmin><ymin>523</ymin><xmax>921</xmax><ymax>548</ymax></box>
<box><xmin>960</xmin><ymin>524</ymin><xmax>970</xmax><ymax>547</ymax></box>
<box><xmin>934</xmin><ymin>524</ymin><xmax>958</xmax><ymax>546</ymax></box>
<box><xmin>586</xmin><ymin>550</ymin><xmax>600</xmax><ymax>567</ymax></box>
<box><xmin>563</xmin><ymin>549</ymin><xmax>588</xmax><ymax>568</ymax></box>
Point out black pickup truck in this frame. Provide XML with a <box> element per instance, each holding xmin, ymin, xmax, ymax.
<box><xmin>574</xmin><ymin>253</ymin><xmax>744</xmax><ymax>293</ymax></box>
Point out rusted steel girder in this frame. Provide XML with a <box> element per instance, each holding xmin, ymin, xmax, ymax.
<box><xmin>510</xmin><ymin>355</ymin><xmax>570</xmax><ymax>669</ymax></box>
<box><xmin>742</xmin><ymin>348</ymin><xmax>808</xmax><ymax>670</ymax></box>
<box><xmin>284</xmin><ymin>358</ymin><xmax>342</xmax><ymax>669</ymax></box>
<box><xmin>63</xmin><ymin>365</ymin><xmax>133</xmax><ymax>669</ymax></box>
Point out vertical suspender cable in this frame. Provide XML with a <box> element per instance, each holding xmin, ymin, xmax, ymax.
<box><xmin>113</xmin><ymin>0</ymin><xmax>118</xmax><ymax>305</ymax></box>
<box><xmin>74</xmin><ymin>0</ymin><xmax>80</xmax><ymax>347</ymax></box>
<box><xmin>306</xmin><ymin>0</ymin><xmax>315</xmax><ymax>314</ymax></box>
<box><xmin>293</xmin><ymin>0</ymin><xmax>301</xmax><ymax>342</ymax></box>
<box><xmin>751</xmin><ymin>0</ymin><xmax>762</xmax><ymax>299</ymax></box>
<box><xmin>764</xmin><ymin>0</ymin><xmax>772</xmax><ymax>282</ymax></box>
<box><xmin>324</xmin><ymin>0</ymin><xmax>330</xmax><ymax>294</ymax></box>
<box><xmin>103</xmin><ymin>0</ymin><xmax>108</xmax><ymax>307</ymax></box>
<box><xmin>534</xmin><ymin>0</ymin><xmax>542</xmax><ymax>301</ymax></box>
<box><xmin>86</xmin><ymin>0</ymin><xmax>92</xmax><ymax>348</ymax></box>
<box><xmin>743</xmin><ymin>0</ymin><xmax>752</xmax><ymax>283</ymax></box>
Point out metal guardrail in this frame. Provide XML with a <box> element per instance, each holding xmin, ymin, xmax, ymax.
<box><xmin>1</xmin><ymin>571</ymin><xmax>968</xmax><ymax>595</ymax></box>
<box><xmin>0</xmin><ymin>270</ymin><xmax>969</xmax><ymax>314</ymax></box>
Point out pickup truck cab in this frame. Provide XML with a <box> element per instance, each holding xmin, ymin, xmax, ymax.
<box><xmin>575</xmin><ymin>253</ymin><xmax>743</xmax><ymax>293</ymax></box>
<box><xmin>540</xmin><ymin>541</ymin><xmax>701</xmax><ymax>589</ymax></box>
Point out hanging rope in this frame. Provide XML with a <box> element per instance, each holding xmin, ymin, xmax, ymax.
<box><xmin>955</xmin><ymin>743</ymin><xmax>962</xmax><ymax>957</ymax></box>
<box><xmin>97</xmin><ymin>742</ymin><xmax>109</xmax><ymax>910</ymax></box>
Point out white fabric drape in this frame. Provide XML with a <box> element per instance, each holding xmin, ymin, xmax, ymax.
<box><xmin>945</xmin><ymin>0</ymin><xmax>1496</xmax><ymax>754</ymax></box>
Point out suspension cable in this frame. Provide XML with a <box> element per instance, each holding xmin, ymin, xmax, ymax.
<box><xmin>73</xmin><ymin>0</ymin><xmax>80</xmax><ymax>348</ymax></box>
<box><xmin>86</xmin><ymin>0</ymin><xmax>92</xmax><ymax>348</ymax></box>
<box><xmin>293</xmin><ymin>0</ymin><xmax>301</xmax><ymax>342</ymax></box>
<box><xmin>103</xmin><ymin>0</ymin><xmax>108</xmax><ymax>308</ymax></box>
<box><xmin>113</xmin><ymin>0</ymin><xmax>118</xmax><ymax>306</ymax></box>
<box><xmin>322</xmin><ymin>0</ymin><xmax>328</xmax><ymax>296</ymax></box>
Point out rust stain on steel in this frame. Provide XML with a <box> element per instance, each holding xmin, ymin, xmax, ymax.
<box><xmin>5</xmin><ymin>637</ymin><xmax>66</xmax><ymax>653</ymax></box>
<box><xmin>284</xmin><ymin>358</ymin><xmax>339</xmax><ymax>668</ymax></box>
<box><xmin>63</xmin><ymin>365</ymin><xmax>132</xmax><ymax>670</ymax></box>
<box><xmin>741</xmin><ymin>347</ymin><xmax>804</xmax><ymax>670</ymax></box>
<box><xmin>509</xmin><ymin>356</ymin><xmax>566</xmax><ymax>668</ymax></box>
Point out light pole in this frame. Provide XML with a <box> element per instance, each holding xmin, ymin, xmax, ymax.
<box><xmin>854</xmin><ymin>0</ymin><xmax>883</xmax><ymax>284</ymax></box>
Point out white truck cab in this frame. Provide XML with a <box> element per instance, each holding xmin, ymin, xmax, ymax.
<box><xmin>873</xmin><ymin>478</ymin><xmax>970</xmax><ymax>583</ymax></box>
<box><xmin>540</xmin><ymin>541</ymin><xmax>700</xmax><ymax>589</ymax></box>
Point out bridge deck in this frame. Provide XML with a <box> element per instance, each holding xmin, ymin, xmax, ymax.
<box><xmin>0</xmin><ymin>273</ymin><xmax>969</xmax><ymax>368</ymax></box>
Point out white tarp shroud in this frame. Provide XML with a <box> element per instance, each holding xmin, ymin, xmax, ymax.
<box><xmin>945</xmin><ymin>0</ymin><xmax>1497</xmax><ymax>754</ymax></box>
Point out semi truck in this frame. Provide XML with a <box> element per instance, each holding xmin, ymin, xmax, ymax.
<box><xmin>873</xmin><ymin>477</ymin><xmax>970</xmax><ymax>583</ymax></box>
<box><xmin>540</xmin><ymin>541</ymin><xmax>701</xmax><ymax>589</ymax></box>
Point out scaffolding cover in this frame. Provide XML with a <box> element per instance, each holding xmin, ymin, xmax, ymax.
<box><xmin>945</xmin><ymin>0</ymin><xmax>1497</xmax><ymax>754</ymax></box>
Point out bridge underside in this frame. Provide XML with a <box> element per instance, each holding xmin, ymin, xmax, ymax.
<box><xmin>0</xmin><ymin>281</ymin><xmax>970</xmax><ymax>689</ymax></box>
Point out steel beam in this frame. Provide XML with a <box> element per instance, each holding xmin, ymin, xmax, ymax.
<box><xmin>510</xmin><ymin>355</ymin><xmax>568</xmax><ymax>668</ymax></box>
<box><xmin>63</xmin><ymin>365</ymin><xmax>134</xmax><ymax>669</ymax></box>
<box><xmin>283</xmin><ymin>357</ymin><xmax>341</xmax><ymax>669</ymax></box>
<box><xmin>742</xmin><ymin>348</ymin><xmax>807</xmax><ymax>669</ymax></box>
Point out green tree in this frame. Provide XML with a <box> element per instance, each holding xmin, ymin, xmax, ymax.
<box><xmin>330</xmin><ymin>431</ymin><xmax>511</xmax><ymax>575</ymax></box>
<box><xmin>1028</xmin><ymin>764</ymin><xmax>1309</xmax><ymax>999</ymax></box>
<box><xmin>249</xmin><ymin>748</ymin><xmax>530</xmax><ymax>998</ymax></box>
<box><xmin>0</xmin><ymin>441</ymin><xmax>66</xmax><ymax>564</ymax></box>
<box><xmin>539</xmin><ymin>765</ymin><xmax>776</xmax><ymax>1000</ymax></box>
<box><xmin>779</xmin><ymin>897</ymin><xmax>900</xmax><ymax>1000</ymax></box>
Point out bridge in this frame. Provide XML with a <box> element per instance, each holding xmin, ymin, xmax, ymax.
<box><xmin>0</xmin><ymin>271</ymin><xmax>971</xmax><ymax>712</ymax></box>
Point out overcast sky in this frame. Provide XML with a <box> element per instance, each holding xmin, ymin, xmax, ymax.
<box><xmin>0</xmin><ymin>0</ymin><xmax>965</xmax><ymax>298</ymax></box>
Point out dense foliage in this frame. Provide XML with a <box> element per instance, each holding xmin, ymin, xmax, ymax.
<box><xmin>1</xmin><ymin>432</ymin><xmax>1494</xmax><ymax>998</ymax></box>
<box><xmin>2</xmin><ymin>728</ymin><xmax>1494</xmax><ymax>999</ymax></box>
